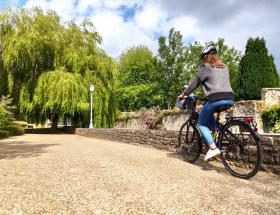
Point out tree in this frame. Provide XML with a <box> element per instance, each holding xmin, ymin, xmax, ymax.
<box><xmin>0</xmin><ymin>7</ymin><xmax>116</xmax><ymax>128</ymax></box>
<box><xmin>116</xmin><ymin>45</ymin><xmax>163</xmax><ymax>111</ymax></box>
<box><xmin>156</xmin><ymin>28</ymin><xmax>187</xmax><ymax>109</ymax></box>
<box><xmin>185</xmin><ymin>38</ymin><xmax>241</xmax><ymax>94</ymax></box>
<box><xmin>236</xmin><ymin>37</ymin><xmax>279</xmax><ymax>100</ymax></box>
<box><xmin>0</xmin><ymin>96</ymin><xmax>14</xmax><ymax>127</ymax></box>
<box><xmin>0</xmin><ymin>8</ymin><xmax>116</xmax><ymax>127</ymax></box>
<box><xmin>30</xmin><ymin>69</ymin><xmax>88</xmax><ymax>130</ymax></box>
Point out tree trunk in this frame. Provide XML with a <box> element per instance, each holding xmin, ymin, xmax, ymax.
<box><xmin>51</xmin><ymin>113</ymin><xmax>59</xmax><ymax>132</ymax></box>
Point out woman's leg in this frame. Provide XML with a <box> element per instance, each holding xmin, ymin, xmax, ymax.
<box><xmin>199</xmin><ymin>100</ymin><xmax>234</xmax><ymax>146</ymax></box>
<box><xmin>198</xmin><ymin>102</ymin><xmax>216</xmax><ymax>149</ymax></box>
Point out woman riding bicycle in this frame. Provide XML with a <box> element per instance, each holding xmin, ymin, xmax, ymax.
<box><xmin>178</xmin><ymin>44</ymin><xmax>234</xmax><ymax>161</ymax></box>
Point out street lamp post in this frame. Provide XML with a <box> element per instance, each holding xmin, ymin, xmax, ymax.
<box><xmin>89</xmin><ymin>84</ymin><xmax>95</xmax><ymax>128</ymax></box>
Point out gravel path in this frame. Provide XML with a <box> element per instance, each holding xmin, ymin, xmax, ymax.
<box><xmin>0</xmin><ymin>134</ymin><xmax>279</xmax><ymax>215</ymax></box>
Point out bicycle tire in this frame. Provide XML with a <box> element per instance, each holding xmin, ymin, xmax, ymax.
<box><xmin>178</xmin><ymin>121</ymin><xmax>202</xmax><ymax>163</ymax></box>
<box><xmin>218</xmin><ymin>120</ymin><xmax>263</xmax><ymax>179</ymax></box>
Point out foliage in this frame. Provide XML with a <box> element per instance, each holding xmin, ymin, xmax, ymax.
<box><xmin>0</xmin><ymin>7</ymin><xmax>116</xmax><ymax>128</ymax></box>
<box><xmin>156</xmin><ymin>28</ymin><xmax>188</xmax><ymax>109</ymax></box>
<box><xmin>1</xmin><ymin>125</ymin><xmax>24</xmax><ymax>136</ymax></box>
<box><xmin>0</xmin><ymin>130</ymin><xmax>9</xmax><ymax>138</ymax></box>
<box><xmin>0</xmin><ymin>96</ymin><xmax>14</xmax><ymax>127</ymax></box>
<box><xmin>31</xmin><ymin>69</ymin><xmax>88</xmax><ymax>120</ymax></box>
<box><xmin>185</xmin><ymin>38</ymin><xmax>241</xmax><ymax>94</ymax></box>
<box><xmin>116</xmin><ymin>83</ymin><xmax>164</xmax><ymax>111</ymax></box>
<box><xmin>273</xmin><ymin>122</ymin><xmax>280</xmax><ymax>133</ymax></box>
<box><xmin>262</xmin><ymin>105</ymin><xmax>280</xmax><ymax>132</ymax></box>
<box><xmin>236</xmin><ymin>37</ymin><xmax>279</xmax><ymax>100</ymax></box>
<box><xmin>116</xmin><ymin>46</ymin><xmax>162</xmax><ymax>111</ymax></box>
<box><xmin>138</xmin><ymin>107</ymin><xmax>161</xmax><ymax>129</ymax></box>
<box><xmin>116</xmin><ymin>111</ymin><xmax>139</xmax><ymax>122</ymax></box>
<box><xmin>11</xmin><ymin>120</ymin><xmax>28</xmax><ymax>128</ymax></box>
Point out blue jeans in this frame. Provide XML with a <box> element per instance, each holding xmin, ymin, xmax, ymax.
<box><xmin>198</xmin><ymin>100</ymin><xmax>234</xmax><ymax>145</ymax></box>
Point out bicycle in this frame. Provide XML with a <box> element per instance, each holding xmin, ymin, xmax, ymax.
<box><xmin>177</xmin><ymin>94</ymin><xmax>263</xmax><ymax>179</ymax></box>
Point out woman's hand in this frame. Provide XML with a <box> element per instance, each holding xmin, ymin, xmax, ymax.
<box><xmin>178</xmin><ymin>93</ymin><xmax>185</xmax><ymax>101</ymax></box>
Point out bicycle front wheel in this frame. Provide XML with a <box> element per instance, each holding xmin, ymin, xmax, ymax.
<box><xmin>178</xmin><ymin>121</ymin><xmax>202</xmax><ymax>163</ymax></box>
<box><xmin>218</xmin><ymin>120</ymin><xmax>263</xmax><ymax>179</ymax></box>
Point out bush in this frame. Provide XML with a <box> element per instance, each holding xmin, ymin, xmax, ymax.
<box><xmin>0</xmin><ymin>105</ymin><xmax>9</xmax><ymax>127</ymax></box>
<box><xmin>116</xmin><ymin>111</ymin><xmax>139</xmax><ymax>121</ymax></box>
<box><xmin>273</xmin><ymin>121</ymin><xmax>280</xmax><ymax>133</ymax></box>
<box><xmin>139</xmin><ymin>107</ymin><xmax>161</xmax><ymax>129</ymax></box>
<box><xmin>262</xmin><ymin>105</ymin><xmax>280</xmax><ymax>132</ymax></box>
<box><xmin>0</xmin><ymin>96</ymin><xmax>14</xmax><ymax>127</ymax></box>
<box><xmin>0</xmin><ymin>130</ymin><xmax>9</xmax><ymax>138</ymax></box>
<box><xmin>1</xmin><ymin>125</ymin><xmax>24</xmax><ymax>136</ymax></box>
<box><xmin>10</xmin><ymin>121</ymin><xmax>28</xmax><ymax>128</ymax></box>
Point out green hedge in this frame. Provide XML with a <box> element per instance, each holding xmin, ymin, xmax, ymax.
<box><xmin>2</xmin><ymin>125</ymin><xmax>24</xmax><ymax>136</ymax></box>
<box><xmin>10</xmin><ymin>121</ymin><xmax>28</xmax><ymax>128</ymax></box>
<box><xmin>262</xmin><ymin>105</ymin><xmax>280</xmax><ymax>132</ymax></box>
<box><xmin>0</xmin><ymin>130</ymin><xmax>9</xmax><ymax>138</ymax></box>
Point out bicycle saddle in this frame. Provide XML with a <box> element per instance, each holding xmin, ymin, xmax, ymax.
<box><xmin>214</xmin><ymin>105</ymin><xmax>232</xmax><ymax>113</ymax></box>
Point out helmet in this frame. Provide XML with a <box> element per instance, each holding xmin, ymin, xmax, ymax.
<box><xmin>201</xmin><ymin>43</ymin><xmax>217</xmax><ymax>58</ymax></box>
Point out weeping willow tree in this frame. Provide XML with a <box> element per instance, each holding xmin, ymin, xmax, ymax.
<box><xmin>31</xmin><ymin>69</ymin><xmax>88</xmax><ymax>129</ymax></box>
<box><xmin>0</xmin><ymin>7</ymin><xmax>116</xmax><ymax>128</ymax></box>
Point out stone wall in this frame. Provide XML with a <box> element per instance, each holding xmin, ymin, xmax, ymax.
<box><xmin>261</xmin><ymin>88</ymin><xmax>280</xmax><ymax>107</ymax></box>
<box><xmin>76</xmin><ymin>128</ymin><xmax>280</xmax><ymax>175</ymax></box>
<box><xmin>115</xmin><ymin>88</ymin><xmax>280</xmax><ymax>133</ymax></box>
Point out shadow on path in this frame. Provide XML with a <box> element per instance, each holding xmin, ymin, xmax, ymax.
<box><xmin>166</xmin><ymin>152</ymin><xmax>228</xmax><ymax>175</ymax></box>
<box><xmin>0</xmin><ymin>140</ymin><xmax>58</xmax><ymax>160</ymax></box>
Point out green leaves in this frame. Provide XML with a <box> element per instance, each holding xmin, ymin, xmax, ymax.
<box><xmin>116</xmin><ymin>46</ymin><xmax>160</xmax><ymax>111</ymax></box>
<box><xmin>237</xmin><ymin>37</ymin><xmax>279</xmax><ymax>100</ymax></box>
<box><xmin>32</xmin><ymin>69</ymin><xmax>88</xmax><ymax>116</ymax></box>
<box><xmin>262</xmin><ymin>105</ymin><xmax>280</xmax><ymax>132</ymax></box>
<box><xmin>0</xmin><ymin>96</ymin><xmax>14</xmax><ymax>127</ymax></box>
<box><xmin>156</xmin><ymin>28</ymin><xmax>187</xmax><ymax>109</ymax></box>
<box><xmin>0</xmin><ymin>7</ymin><xmax>116</xmax><ymax>128</ymax></box>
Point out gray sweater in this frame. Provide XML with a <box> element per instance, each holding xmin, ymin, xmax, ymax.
<box><xmin>184</xmin><ymin>64</ymin><xmax>233</xmax><ymax>101</ymax></box>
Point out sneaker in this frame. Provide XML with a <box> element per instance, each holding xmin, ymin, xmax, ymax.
<box><xmin>204</xmin><ymin>148</ymin><xmax>221</xmax><ymax>161</ymax></box>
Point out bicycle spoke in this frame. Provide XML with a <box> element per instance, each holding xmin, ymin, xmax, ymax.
<box><xmin>219</xmin><ymin>121</ymin><xmax>262</xmax><ymax>179</ymax></box>
<box><xmin>178</xmin><ymin>121</ymin><xmax>201</xmax><ymax>163</ymax></box>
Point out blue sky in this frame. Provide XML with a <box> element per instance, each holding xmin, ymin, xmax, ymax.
<box><xmin>1</xmin><ymin>0</ymin><xmax>280</xmax><ymax>71</ymax></box>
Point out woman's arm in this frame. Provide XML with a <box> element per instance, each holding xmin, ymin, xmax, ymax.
<box><xmin>184</xmin><ymin>76</ymin><xmax>201</xmax><ymax>96</ymax></box>
<box><xmin>178</xmin><ymin>76</ymin><xmax>201</xmax><ymax>100</ymax></box>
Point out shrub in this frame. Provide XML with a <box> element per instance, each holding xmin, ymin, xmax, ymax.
<box><xmin>262</xmin><ymin>105</ymin><xmax>280</xmax><ymax>132</ymax></box>
<box><xmin>273</xmin><ymin>122</ymin><xmax>280</xmax><ymax>133</ymax></box>
<box><xmin>11</xmin><ymin>121</ymin><xmax>28</xmax><ymax>128</ymax></box>
<box><xmin>0</xmin><ymin>96</ymin><xmax>14</xmax><ymax>127</ymax></box>
<box><xmin>116</xmin><ymin>111</ymin><xmax>139</xmax><ymax>121</ymax></box>
<box><xmin>139</xmin><ymin>107</ymin><xmax>161</xmax><ymax>129</ymax></box>
<box><xmin>2</xmin><ymin>125</ymin><xmax>24</xmax><ymax>136</ymax></box>
<box><xmin>0</xmin><ymin>130</ymin><xmax>9</xmax><ymax>138</ymax></box>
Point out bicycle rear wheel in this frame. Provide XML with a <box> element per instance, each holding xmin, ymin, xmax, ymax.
<box><xmin>218</xmin><ymin>120</ymin><xmax>263</xmax><ymax>179</ymax></box>
<box><xmin>178</xmin><ymin>121</ymin><xmax>202</xmax><ymax>163</ymax></box>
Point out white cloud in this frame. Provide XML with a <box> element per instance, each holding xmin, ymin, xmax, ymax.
<box><xmin>134</xmin><ymin>3</ymin><xmax>167</xmax><ymax>32</ymax></box>
<box><xmin>25</xmin><ymin>0</ymin><xmax>76</xmax><ymax>20</ymax></box>
<box><xmin>90</xmin><ymin>10</ymin><xmax>156</xmax><ymax>57</ymax></box>
<box><xmin>20</xmin><ymin>0</ymin><xmax>280</xmax><ymax>68</ymax></box>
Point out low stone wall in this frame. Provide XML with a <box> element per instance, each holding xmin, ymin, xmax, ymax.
<box><xmin>25</xmin><ymin>127</ymin><xmax>75</xmax><ymax>134</ymax></box>
<box><xmin>76</xmin><ymin>128</ymin><xmax>280</xmax><ymax>175</ymax></box>
<box><xmin>261</xmin><ymin>88</ymin><xmax>280</xmax><ymax>107</ymax></box>
<box><xmin>76</xmin><ymin>128</ymin><xmax>179</xmax><ymax>151</ymax></box>
<box><xmin>115</xmin><ymin>88</ymin><xmax>280</xmax><ymax>133</ymax></box>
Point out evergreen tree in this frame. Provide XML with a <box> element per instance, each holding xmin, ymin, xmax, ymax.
<box><xmin>237</xmin><ymin>37</ymin><xmax>279</xmax><ymax>100</ymax></box>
